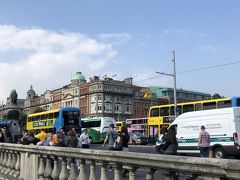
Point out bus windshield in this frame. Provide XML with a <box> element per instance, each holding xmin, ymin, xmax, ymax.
<box><xmin>82</xmin><ymin>120</ymin><xmax>101</xmax><ymax>128</ymax></box>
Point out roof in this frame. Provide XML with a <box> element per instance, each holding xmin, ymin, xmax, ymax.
<box><xmin>72</xmin><ymin>72</ymin><xmax>86</xmax><ymax>81</ymax></box>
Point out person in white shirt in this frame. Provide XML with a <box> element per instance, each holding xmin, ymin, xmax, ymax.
<box><xmin>79</xmin><ymin>129</ymin><xmax>90</xmax><ymax>148</ymax></box>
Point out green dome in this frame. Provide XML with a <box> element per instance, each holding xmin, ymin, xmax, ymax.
<box><xmin>72</xmin><ymin>72</ymin><xmax>86</xmax><ymax>81</ymax></box>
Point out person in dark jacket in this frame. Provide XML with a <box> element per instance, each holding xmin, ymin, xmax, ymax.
<box><xmin>67</xmin><ymin>129</ymin><xmax>78</xmax><ymax>148</ymax></box>
<box><xmin>163</xmin><ymin>127</ymin><xmax>178</xmax><ymax>155</ymax></box>
<box><xmin>0</xmin><ymin>128</ymin><xmax>5</xmax><ymax>142</ymax></box>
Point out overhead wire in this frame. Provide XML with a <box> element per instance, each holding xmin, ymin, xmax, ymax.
<box><xmin>134</xmin><ymin>60</ymin><xmax>240</xmax><ymax>84</ymax></box>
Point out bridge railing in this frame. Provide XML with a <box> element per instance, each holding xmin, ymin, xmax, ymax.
<box><xmin>0</xmin><ymin>143</ymin><xmax>240</xmax><ymax>180</ymax></box>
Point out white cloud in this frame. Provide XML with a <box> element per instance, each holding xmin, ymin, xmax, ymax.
<box><xmin>0</xmin><ymin>25</ymin><xmax>119</xmax><ymax>101</ymax></box>
<box><xmin>97</xmin><ymin>33</ymin><xmax>131</xmax><ymax>45</ymax></box>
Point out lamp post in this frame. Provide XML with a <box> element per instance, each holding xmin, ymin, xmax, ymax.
<box><xmin>156</xmin><ymin>51</ymin><xmax>177</xmax><ymax>118</ymax></box>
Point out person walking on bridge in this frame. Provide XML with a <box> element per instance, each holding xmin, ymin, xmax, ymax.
<box><xmin>198</xmin><ymin>125</ymin><xmax>210</xmax><ymax>158</ymax></box>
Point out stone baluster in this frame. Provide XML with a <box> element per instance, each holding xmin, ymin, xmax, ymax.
<box><xmin>89</xmin><ymin>160</ymin><xmax>96</xmax><ymax>180</ymax></box>
<box><xmin>4</xmin><ymin>151</ymin><xmax>12</xmax><ymax>174</ymax></box>
<box><xmin>68</xmin><ymin>158</ymin><xmax>78</xmax><ymax>180</ymax></box>
<box><xmin>0</xmin><ymin>150</ymin><xmax>4</xmax><ymax>169</ymax></box>
<box><xmin>59</xmin><ymin>157</ymin><xmax>69</xmax><ymax>180</ymax></box>
<box><xmin>126</xmin><ymin>166</ymin><xmax>138</xmax><ymax>180</ymax></box>
<box><xmin>13</xmin><ymin>152</ymin><xmax>20</xmax><ymax>178</ymax></box>
<box><xmin>201</xmin><ymin>175</ymin><xmax>221</xmax><ymax>180</ymax></box>
<box><xmin>146</xmin><ymin>168</ymin><xmax>156</xmax><ymax>180</ymax></box>
<box><xmin>51</xmin><ymin>156</ymin><xmax>59</xmax><ymax>180</ymax></box>
<box><xmin>161</xmin><ymin>170</ymin><xmax>178</xmax><ymax>180</ymax></box>
<box><xmin>77</xmin><ymin>159</ymin><xmax>87</xmax><ymax>180</ymax></box>
<box><xmin>44</xmin><ymin>156</ymin><xmax>53</xmax><ymax>180</ymax></box>
<box><xmin>99</xmin><ymin>162</ymin><xmax>108</xmax><ymax>180</ymax></box>
<box><xmin>9</xmin><ymin>151</ymin><xmax>17</xmax><ymax>176</ymax></box>
<box><xmin>0</xmin><ymin>151</ymin><xmax>8</xmax><ymax>173</ymax></box>
<box><xmin>38</xmin><ymin>155</ymin><xmax>46</xmax><ymax>180</ymax></box>
<box><xmin>113</xmin><ymin>164</ymin><xmax>122</xmax><ymax>180</ymax></box>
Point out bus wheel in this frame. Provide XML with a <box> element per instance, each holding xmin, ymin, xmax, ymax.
<box><xmin>213</xmin><ymin>147</ymin><xmax>226</xmax><ymax>158</ymax></box>
<box><xmin>132</xmin><ymin>140</ymin><xmax>136</xmax><ymax>145</ymax></box>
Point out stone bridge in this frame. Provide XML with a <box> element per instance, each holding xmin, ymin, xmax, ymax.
<box><xmin>0</xmin><ymin>143</ymin><xmax>240</xmax><ymax>180</ymax></box>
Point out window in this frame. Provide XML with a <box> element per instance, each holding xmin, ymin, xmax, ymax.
<box><xmin>160</xmin><ymin>107</ymin><xmax>169</xmax><ymax>116</ymax></box>
<box><xmin>125</xmin><ymin>105</ymin><xmax>131</xmax><ymax>113</ymax></box>
<box><xmin>203</xmin><ymin>102</ymin><xmax>216</xmax><ymax>110</ymax></box>
<box><xmin>183</xmin><ymin>104</ymin><xmax>194</xmax><ymax>113</ymax></box>
<box><xmin>53</xmin><ymin>112</ymin><xmax>59</xmax><ymax>118</ymax></box>
<box><xmin>195</xmin><ymin>103</ymin><xmax>202</xmax><ymax>111</ymax></box>
<box><xmin>237</xmin><ymin>99</ymin><xmax>240</xmax><ymax>106</ymax></box>
<box><xmin>49</xmin><ymin>113</ymin><xmax>53</xmax><ymax>119</ymax></box>
<box><xmin>40</xmin><ymin>114</ymin><xmax>46</xmax><ymax>120</ymax></box>
<box><xmin>217</xmin><ymin>100</ymin><xmax>231</xmax><ymax>108</ymax></box>
<box><xmin>150</xmin><ymin>108</ymin><xmax>159</xmax><ymax>117</ymax></box>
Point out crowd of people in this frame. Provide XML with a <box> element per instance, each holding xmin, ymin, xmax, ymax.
<box><xmin>16</xmin><ymin>127</ymin><xmax>91</xmax><ymax>149</ymax></box>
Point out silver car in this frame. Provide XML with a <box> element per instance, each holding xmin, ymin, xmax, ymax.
<box><xmin>129</xmin><ymin>132</ymin><xmax>148</xmax><ymax>145</ymax></box>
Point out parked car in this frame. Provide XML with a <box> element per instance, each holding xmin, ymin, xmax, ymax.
<box><xmin>129</xmin><ymin>132</ymin><xmax>148</xmax><ymax>145</ymax></box>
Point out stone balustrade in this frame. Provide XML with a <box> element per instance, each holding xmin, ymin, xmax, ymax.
<box><xmin>0</xmin><ymin>143</ymin><xmax>240</xmax><ymax>180</ymax></box>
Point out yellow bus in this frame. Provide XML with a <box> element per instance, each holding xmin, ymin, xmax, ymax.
<box><xmin>147</xmin><ymin>97</ymin><xmax>240</xmax><ymax>141</ymax></box>
<box><xmin>27</xmin><ymin>107</ymin><xmax>81</xmax><ymax>132</ymax></box>
<box><xmin>115</xmin><ymin>121</ymin><xmax>125</xmax><ymax>132</ymax></box>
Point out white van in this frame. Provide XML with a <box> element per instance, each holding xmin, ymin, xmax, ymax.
<box><xmin>156</xmin><ymin>107</ymin><xmax>240</xmax><ymax>158</ymax></box>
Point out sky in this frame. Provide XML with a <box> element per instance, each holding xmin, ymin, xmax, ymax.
<box><xmin>0</xmin><ymin>1</ymin><xmax>240</xmax><ymax>102</ymax></box>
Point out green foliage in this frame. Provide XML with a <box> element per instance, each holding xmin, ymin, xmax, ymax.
<box><xmin>33</xmin><ymin>107</ymin><xmax>46</xmax><ymax>113</ymax></box>
<box><xmin>2</xmin><ymin>113</ymin><xmax>8</xmax><ymax>120</ymax></box>
<box><xmin>212</xmin><ymin>93</ymin><xmax>223</xmax><ymax>99</ymax></box>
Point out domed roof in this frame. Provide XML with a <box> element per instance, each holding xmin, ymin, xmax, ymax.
<box><xmin>72</xmin><ymin>72</ymin><xmax>86</xmax><ymax>81</ymax></box>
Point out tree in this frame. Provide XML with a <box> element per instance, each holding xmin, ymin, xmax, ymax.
<box><xmin>33</xmin><ymin>107</ymin><xmax>46</xmax><ymax>113</ymax></box>
<box><xmin>212</xmin><ymin>93</ymin><xmax>223</xmax><ymax>99</ymax></box>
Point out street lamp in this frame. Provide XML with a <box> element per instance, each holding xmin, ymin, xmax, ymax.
<box><xmin>156</xmin><ymin>51</ymin><xmax>177</xmax><ymax>118</ymax></box>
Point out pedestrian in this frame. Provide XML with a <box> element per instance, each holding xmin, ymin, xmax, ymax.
<box><xmin>102</xmin><ymin>123</ymin><xmax>117</xmax><ymax>149</ymax></box>
<box><xmin>163</xmin><ymin>127</ymin><xmax>178</xmax><ymax>155</ymax></box>
<box><xmin>66</xmin><ymin>129</ymin><xmax>78</xmax><ymax>169</ymax></box>
<box><xmin>102</xmin><ymin>123</ymin><xmax>117</xmax><ymax>171</ymax></box>
<box><xmin>79</xmin><ymin>129</ymin><xmax>90</xmax><ymax>148</ymax></box>
<box><xmin>198</xmin><ymin>125</ymin><xmax>210</xmax><ymax>158</ymax></box>
<box><xmin>57</xmin><ymin>128</ymin><xmax>67</xmax><ymax>147</ymax></box>
<box><xmin>43</xmin><ymin>133</ymin><xmax>54</xmax><ymax>146</ymax></box>
<box><xmin>120</xmin><ymin>126</ymin><xmax>130</xmax><ymax>177</ymax></box>
<box><xmin>35</xmin><ymin>129</ymin><xmax>48</xmax><ymax>142</ymax></box>
<box><xmin>0</xmin><ymin>128</ymin><xmax>5</xmax><ymax>143</ymax></box>
<box><xmin>67</xmin><ymin>129</ymin><xmax>78</xmax><ymax>148</ymax></box>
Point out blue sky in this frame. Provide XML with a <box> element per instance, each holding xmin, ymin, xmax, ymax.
<box><xmin>0</xmin><ymin>1</ymin><xmax>240</xmax><ymax>101</ymax></box>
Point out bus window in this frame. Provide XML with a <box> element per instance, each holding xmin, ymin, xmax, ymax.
<box><xmin>49</xmin><ymin>113</ymin><xmax>53</xmax><ymax>119</ymax></box>
<box><xmin>203</xmin><ymin>102</ymin><xmax>216</xmax><ymax>110</ymax></box>
<box><xmin>237</xmin><ymin>99</ymin><xmax>240</xmax><ymax>106</ymax></box>
<box><xmin>40</xmin><ymin>114</ymin><xmax>46</xmax><ymax>120</ymax></box>
<box><xmin>32</xmin><ymin>116</ymin><xmax>36</xmax><ymax>121</ymax></box>
<box><xmin>177</xmin><ymin>106</ymin><xmax>182</xmax><ymax>115</ymax></box>
<box><xmin>170</xmin><ymin>106</ymin><xmax>174</xmax><ymax>115</ymax></box>
<box><xmin>28</xmin><ymin>117</ymin><xmax>32</xmax><ymax>122</ymax></box>
<box><xmin>217</xmin><ymin>100</ymin><xmax>231</xmax><ymax>108</ymax></box>
<box><xmin>170</xmin><ymin>106</ymin><xmax>182</xmax><ymax>115</ymax></box>
<box><xmin>183</xmin><ymin>104</ymin><xmax>194</xmax><ymax>113</ymax></box>
<box><xmin>160</xmin><ymin>107</ymin><xmax>169</xmax><ymax>116</ymax></box>
<box><xmin>150</xmin><ymin>108</ymin><xmax>160</xmax><ymax>117</ymax></box>
<box><xmin>132</xmin><ymin>120</ymin><xmax>137</xmax><ymax>124</ymax></box>
<box><xmin>36</xmin><ymin>115</ymin><xmax>40</xmax><ymax>121</ymax></box>
<box><xmin>138</xmin><ymin>119</ymin><xmax>143</xmax><ymax>124</ymax></box>
<box><xmin>195</xmin><ymin>103</ymin><xmax>202</xmax><ymax>111</ymax></box>
<box><xmin>54</xmin><ymin>112</ymin><xmax>59</xmax><ymax>118</ymax></box>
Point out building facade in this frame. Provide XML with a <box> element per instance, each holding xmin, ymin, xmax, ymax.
<box><xmin>149</xmin><ymin>87</ymin><xmax>211</xmax><ymax>104</ymax></box>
